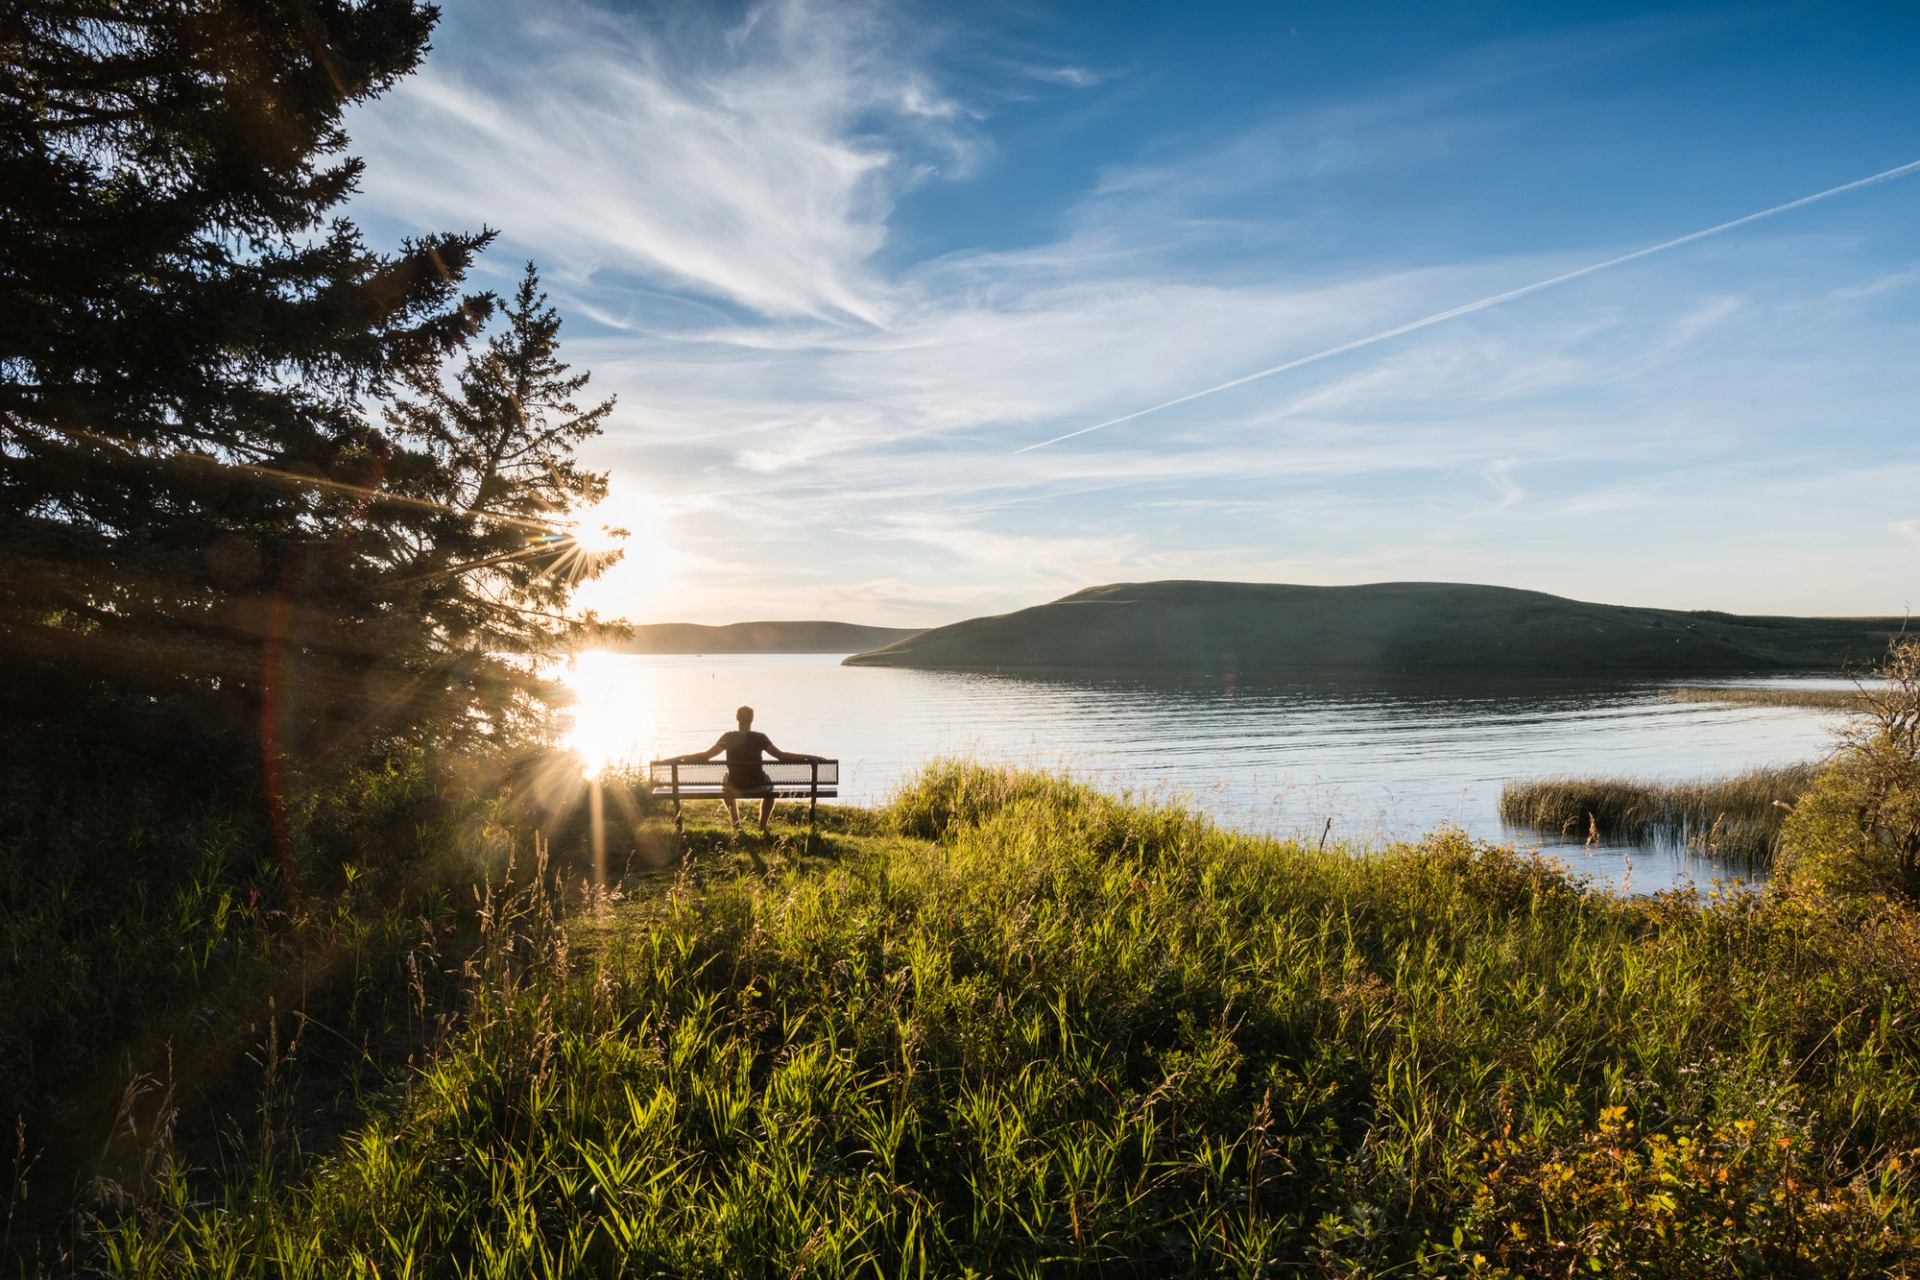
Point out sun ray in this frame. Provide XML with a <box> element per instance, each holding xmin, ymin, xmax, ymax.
<box><xmin>557</xmin><ymin>649</ymin><xmax>653</xmax><ymax>780</ymax></box>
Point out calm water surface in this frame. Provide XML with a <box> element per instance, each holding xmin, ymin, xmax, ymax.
<box><xmin>563</xmin><ymin>653</ymin><xmax>1854</xmax><ymax>891</ymax></box>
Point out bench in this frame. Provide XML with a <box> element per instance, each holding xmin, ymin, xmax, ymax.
<box><xmin>647</xmin><ymin>759</ymin><xmax>839</xmax><ymax>835</ymax></box>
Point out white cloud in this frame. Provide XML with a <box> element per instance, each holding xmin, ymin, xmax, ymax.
<box><xmin>1025</xmin><ymin>64</ymin><xmax>1101</xmax><ymax>88</ymax></box>
<box><xmin>350</xmin><ymin>0</ymin><xmax>982</xmax><ymax>324</ymax></box>
<box><xmin>1830</xmin><ymin>263</ymin><xmax>1920</xmax><ymax>301</ymax></box>
<box><xmin>1481</xmin><ymin>458</ymin><xmax>1524</xmax><ymax>507</ymax></box>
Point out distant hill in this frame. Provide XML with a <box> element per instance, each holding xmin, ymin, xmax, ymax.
<box><xmin>843</xmin><ymin>581</ymin><xmax>1905</xmax><ymax>676</ymax></box>
<box><xmin>615</xmin><ymin>620</ymin><xmax>920</xmax><ymax>655</ymax></box>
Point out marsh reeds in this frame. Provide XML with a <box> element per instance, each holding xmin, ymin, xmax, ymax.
<box><xmin>1499</xmin><ymin>763</ymin><xmax>1819</xmax><ymax>863</ymax></box>
<box><xmin>1667</xmin><ymin>685</ymin><xmax>1867</xmax><ymax>711</ymax></box>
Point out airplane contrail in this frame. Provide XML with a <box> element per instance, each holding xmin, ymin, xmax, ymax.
<box><xmin>1013</xmin><ymin>157</ymin><xmax>1920</xmax><ymax>454</ymax></box>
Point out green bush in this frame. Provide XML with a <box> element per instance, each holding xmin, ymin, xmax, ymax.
<box><xmin>1778</xmin><ymin>639</ymin><xmax>1920</xmax><ymax>902</ymax></box>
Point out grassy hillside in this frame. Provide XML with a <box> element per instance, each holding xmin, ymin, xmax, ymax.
<box><xmin>90</xmin><ymin>765</ymin><xmax>1920</xmax><ymax>1277</ymax></box>
<box><xmin>615</xmin><ymin>620</ymin><xmax>919</xmax><ymax>654</ymax></box>
<box><xmin>844</xmin><ymin>581</ymin><xmax>1904</xmax><ymax>676</ymax></box>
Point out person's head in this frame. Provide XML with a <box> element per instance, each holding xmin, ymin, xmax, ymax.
<box><xmin>736</xmin><ymin>705</ymin><xmax>754</xmax><ymax>729</ymax></box>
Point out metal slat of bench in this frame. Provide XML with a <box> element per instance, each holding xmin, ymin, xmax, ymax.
<box><xmin>647</xmin><ymin>786</ymin><xmax>840</xmax><ymax>798</ymax></box>
<box><xmin>648</xmin><ymin>761</ymin><xmax>839</xmax><ymax>787</ymax></box>
<box><xmin>648</xmin><ymin>758</ymin><xmax>840</xmax><ymax>839</ymax></box>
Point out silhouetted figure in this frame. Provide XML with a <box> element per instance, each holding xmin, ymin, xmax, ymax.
<box><xmin>665</xmin><ymin>706</ymin><xmax>822</xmax><ymax>835</ymax></box>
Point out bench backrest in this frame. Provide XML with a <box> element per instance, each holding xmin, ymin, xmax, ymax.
<box><xmin>647</xmin><ymin>760</ymin><xmax>839</xmax><ymax>788</ymax></box>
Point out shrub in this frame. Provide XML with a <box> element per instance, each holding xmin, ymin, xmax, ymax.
<box><xmin>1778</xmin><ymin>639</ymin><xmax>1920</xmax><ymax>901</ymax></box>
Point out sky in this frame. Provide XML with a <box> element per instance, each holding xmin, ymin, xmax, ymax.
<box><xmin>343</xmin><ymin>0</ymin><xmax>1920</xmax><ymax>626</ymax></box>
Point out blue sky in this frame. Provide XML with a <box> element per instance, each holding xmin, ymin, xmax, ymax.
<box><xmin>344</xmin><ymin>0</ymin><xmax>1920</xmax><ymax>625</ymax></box>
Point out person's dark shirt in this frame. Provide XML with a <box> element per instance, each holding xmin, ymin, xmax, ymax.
<box><xmin>721</xmin><ymin>730</ymin><xmax>773</xmax><ymax>787</ymax></box>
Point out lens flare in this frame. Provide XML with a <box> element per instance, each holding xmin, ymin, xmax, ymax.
<box><xmin>559</xmin><ymin>650</ymin><xmax>650</xmax><ymax>780</ymax></box>
<box><xmin>564</xmin><ymin>515</ymin><xmax>628</xmax><ymax>557</ymax></box>
<box><xmin>566</xmin><ymin>488</ymin><xmax>682</xmax><ymax>619</ymax></box>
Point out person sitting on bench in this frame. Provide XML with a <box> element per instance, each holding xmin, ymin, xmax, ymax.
<box><xmin>663</xmin><ymin>705</ymin><xmax>823</xmax><ymax>835</ymax></box>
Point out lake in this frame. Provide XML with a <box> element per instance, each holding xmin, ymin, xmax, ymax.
<box><xmin>561</xmin><ymin>652</ymin><xmax>1855</xmax><ymax>891</ymax></box>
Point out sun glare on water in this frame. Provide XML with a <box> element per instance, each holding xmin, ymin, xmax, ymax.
<box><xmin>560</xmin><ymin>650</ymin><xmax>652</xmax><ymax>780</ymax></box>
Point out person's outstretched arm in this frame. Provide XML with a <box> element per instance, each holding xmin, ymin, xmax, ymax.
<box><xmin>763</xmin><ymin>740</ymin><xmax>824</xmax><ymax>764</ymax></box>
<box><xmin>663</xmin><ymin>737</ymin><xmax>727</xmax><ymax>764</ymax></box>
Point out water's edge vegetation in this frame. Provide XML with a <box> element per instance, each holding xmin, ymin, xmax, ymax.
<box><xmin>1667</xmin><ymin>686</ymin><xmax>1870</xmax><ymax>711</ymax></box>
<box><xmin>1499</xmin><ymin>764</ymin><xmax>1818</xmax><ymax>864</ymax></box>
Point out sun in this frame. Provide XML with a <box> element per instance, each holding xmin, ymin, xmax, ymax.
<box><xmin>565</xmin><ymin>486</ymin><xmax>681</xmax><ymax>619</ymax></box>
<box><xmin>564</xmin><ymin>512</ymin><xmax>628</xmax><ymax>557</ymax></box>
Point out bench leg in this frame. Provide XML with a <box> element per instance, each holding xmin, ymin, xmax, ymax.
<box><xmin>672</xmin><ymin>795</ymin><xmax>684</xmax><ymax>856</ymax></box>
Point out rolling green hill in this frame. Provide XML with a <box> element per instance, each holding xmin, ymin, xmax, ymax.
<box><xmin>615</xmin><ymin>620</ymin><xmax>919</xmax><ymax>654</ymax></box>
<box><xmin>843</xmin><ymin>580</ymin><xmax>1905</xmax><ymax>676</ymax></box>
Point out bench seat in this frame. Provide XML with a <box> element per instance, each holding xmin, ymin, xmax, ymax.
<box><xmin>646</xmin><ymin>760</ymin><xmax>838</xmax><ymax>797</ymax></box>
<box><xmin>647</xmin><ymin>760</ymin><xmax>839</xmax><ymax>837</ymax></box>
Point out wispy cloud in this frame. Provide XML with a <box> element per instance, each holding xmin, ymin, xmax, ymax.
<box><xmin>1009</xmin><ymin>61</ymin><xmax>1102</xmax><ymax>89</ymax></box>
<box><xmin>350</xmin><ymin>0</ymin><xmax>982</xmax><ymax>324</ymax></box>
<box><xmin>1831</xmin><ymin>263</ymin><xmax>1920</xmax><ymax>301</ymax></box>
<box><xmin>1481</xmin><ymin>458</ymin><xmax>1524</xmax><ymax>507</ymax></box>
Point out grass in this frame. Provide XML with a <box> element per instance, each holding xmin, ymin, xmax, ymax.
<box><xmin>1498</xmin><ymin>764</ymin><xmax>1819</xmax><ymax>864</ymax></box>
<box><xmin>1667</xmin><ymin>686</ymin><xmax>1869</xmax><ymax>712</ymax></box>
<box><xmin>75</xmin><ymin>762</ymin><xmax>1920</xmax><ymax>1277</ymax></box>
<box><xmin>0</xmin><ymin>732</ymin><xmax>672</xmax><ymax>1272</ymax></box>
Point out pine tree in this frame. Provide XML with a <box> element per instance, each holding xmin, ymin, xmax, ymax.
<box><xmin>0</xmin><ymin>2</ymin><xmax>598</xmax><ymax>766</ymax></box>
<box><xmin>379</xmin><ymin>261</ymin><xmax>625</xmax><ymax>745</ymax></box>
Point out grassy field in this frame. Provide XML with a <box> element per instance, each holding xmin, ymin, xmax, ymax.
<box><xmin>72</xmin><ymin>763</ymin><xmax>1920</xmax><ymax>1277</ymax></box>
<box><xmin>1498</xmin><ymin>765</ymin><xmax>1818</xmax><ymax>864</ymax></box>
<box><xmin>845</xmin><ymin>580</ymin><xmax>1905</xmax><ymax>676</ymax></box>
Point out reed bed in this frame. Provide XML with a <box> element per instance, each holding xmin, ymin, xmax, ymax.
<box><xmin>1667</xmin><ymin>685</ymin><xmax>1867</xmax><ymax>711</ymax></box>
<box><xmin>1499</xmin><ymin>763</ymin><xmax>1819</xmax><ymax>864</ymax></box>
<box><xmin>90</xmin><ymin>762</ymin><xmax>1920</xmax><ymax>1277</ymax></box>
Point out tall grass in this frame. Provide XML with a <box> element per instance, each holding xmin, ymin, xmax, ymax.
<box><xmin>0</xmin><ymin>735</ymin><xmax>665</xmax><ymax>1271</ymax></box>
<box><xmin>1499</xmin><ymin>763</ymin><xmax>1818</xmax><ymax>864</ymax></box>
<box><xmin>1667</xmin><ymin>686</ymin><xmax>1867</xmax><ymax>711</ymax></box>
<box><xmin>89</xmin><ymin>762</ymin><xmax>1920</xmax><ymax>1277</ymax></box>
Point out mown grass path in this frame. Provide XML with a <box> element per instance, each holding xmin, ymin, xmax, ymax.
<box><xmin>101</xmin><ymin>765</ymin><xmax>1920</xmax><ymax>1278</ymax></box>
